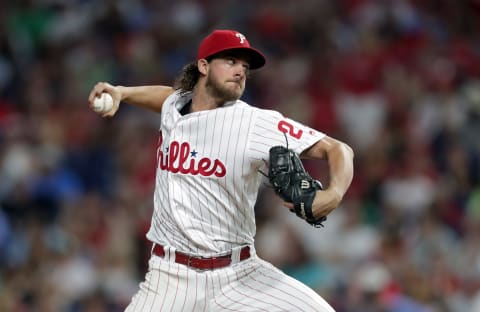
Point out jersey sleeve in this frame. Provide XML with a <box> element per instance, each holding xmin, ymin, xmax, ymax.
<box><xmin>247</xmin><ymin>108</ymin><xmax>326</xmax><ymax>164</ymax></box>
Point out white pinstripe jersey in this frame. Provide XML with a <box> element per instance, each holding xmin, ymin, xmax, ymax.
<box><xmin>146</xmin><ymin>90</ymin><xmax>325</xmax><ymax>256</ymax></box>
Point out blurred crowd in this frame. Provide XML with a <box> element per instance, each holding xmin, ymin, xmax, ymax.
<box><xmin>1</xmin><ymin>0</ymin><xmax>480</xmax><ymax>311</ymax></box>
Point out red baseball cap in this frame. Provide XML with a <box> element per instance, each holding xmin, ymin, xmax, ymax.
<box><xmin>197</xmin><ymin>30</ymin><xmax>266</xmax><ymax>70</ymax></box>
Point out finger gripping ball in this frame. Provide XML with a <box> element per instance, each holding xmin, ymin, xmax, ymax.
<box><xmin>93</xmin><ymin>93</ymin><xmax>114</xmax><ymax>113</ymax></box>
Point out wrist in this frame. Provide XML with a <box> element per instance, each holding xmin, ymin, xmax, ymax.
<box><xmin>115</xmin><ymin>85</ymin><xmax>127</xmax><ymax>101</ymax></box>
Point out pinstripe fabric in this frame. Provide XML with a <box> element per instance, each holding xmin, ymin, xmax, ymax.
<box><xmin>147</xmin><ymin>91</ymin><xmax>325</xmax><ymax>256</ymax></box>
<box><xmin>128</xmin><ymin>91</ymin><xmax>333</xmax><ymax>311</ymax></box>
<box><xmin>125</xmin><ymin>254</ymin><xmax>334</xmax><ymax>312</ymax></box>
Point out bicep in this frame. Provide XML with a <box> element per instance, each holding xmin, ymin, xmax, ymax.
<box><xmin>301</xmin><ymin>136</ymin><xmax>342</xmax><ymax>160</ymax></box>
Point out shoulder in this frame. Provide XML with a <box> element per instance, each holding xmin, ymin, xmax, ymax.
<box><xmin>224</xmin><ymin>103</ymin><xmax>291</xmax><ymax>131</ymax></box>
<box><xmin>228</xmin><ymin>100</ymin><xmax>283</xmax><ymax>117</ymax></box>
<box><xmin>166</xmin><ymin>89</ymin><xmax>191</xmax><ymax>103</ymax></box>
<box><xmin>163</xmin><ymin>90</ymin><xmax>192</xmax><ymax>111</ymax></box>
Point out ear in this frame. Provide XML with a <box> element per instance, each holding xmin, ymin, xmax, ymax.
<box><xmin>197</xmin><ymin>59</ymin><xmax>209</xmax><ymax>75</ymax></box>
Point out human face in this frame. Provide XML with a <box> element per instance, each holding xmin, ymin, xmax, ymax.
<box><xmin>205</xmin><ymin>54</ymin><xmax>250</xmax><ymax>102</ymax></box>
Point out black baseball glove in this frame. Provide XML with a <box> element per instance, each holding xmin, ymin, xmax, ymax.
<box><xmin>268</xmin><ymin>146</ymin><xmax>327</xmax><ymax>227</ymax></box>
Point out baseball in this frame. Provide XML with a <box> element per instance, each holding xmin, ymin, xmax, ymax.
<box><xmin>93</xmin><ymin>93</ymin><xmax>114</xmax><ymax>113</ymax></box>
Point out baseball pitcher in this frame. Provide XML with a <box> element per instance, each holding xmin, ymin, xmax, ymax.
<box><xmin>89</xmin><ymin>29</ymin><xmax>354</xmax><ymax>312</ymax></box>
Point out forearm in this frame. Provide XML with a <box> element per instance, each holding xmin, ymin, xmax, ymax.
<box><xmin>117</xmin><ymin>85</ymin><xmax>175</xmax><ymax>113</ymax></box>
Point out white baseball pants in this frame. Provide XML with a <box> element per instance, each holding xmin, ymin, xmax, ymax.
<box><xmin>125</xmin><ymin>249</ymin><xmax>335</xmax><ymax>312</ymax></box>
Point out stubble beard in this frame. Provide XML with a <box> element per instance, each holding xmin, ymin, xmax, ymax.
<box><xmin>205</xmin><ymin>73</ymin><xmax>244</xmax><ymax>103</ymax></box>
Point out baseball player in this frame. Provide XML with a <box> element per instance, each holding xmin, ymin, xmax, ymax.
<box><xmin>89</xmin><ymin>30</ymin><xmax>354</xmax><ymax>311</ymax></box>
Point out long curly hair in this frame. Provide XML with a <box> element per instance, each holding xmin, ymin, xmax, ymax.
<box><xmin>174</xmin><ymin>62</ymin><xmax>200</xmax><ymax>93</ymax></box>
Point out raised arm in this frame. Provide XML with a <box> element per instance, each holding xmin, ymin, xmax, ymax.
<box><xmin>88</xmin><ymin>82</ymin><xmax>175</xmax><ymax>116</ymax></box>
<box><xmin>301</xmin><ymin>136</ymin><xmax>354</xmax><ymax>218</ymax></box>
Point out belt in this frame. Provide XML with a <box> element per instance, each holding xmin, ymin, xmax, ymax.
<box><xmin>152</xmin><ymin>244</ymin><xmax>251</xmax><ymax>270</ymax></box>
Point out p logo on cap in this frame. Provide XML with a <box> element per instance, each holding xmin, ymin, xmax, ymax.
<box><xmin>196</xmin><ymin>30</ymin><xmax>266</xmax><ymax>70</ymax></box>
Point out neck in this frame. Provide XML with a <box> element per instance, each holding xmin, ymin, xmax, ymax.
<box><xmin>191</xmin><ymin>88</ymin><xmax>225</xmax><ymax>113</ymax></box>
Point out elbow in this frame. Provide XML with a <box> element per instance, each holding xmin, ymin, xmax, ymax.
<box><xmin>331</xmin><ymin>139</ymin><xmax>354</xmax><ymax>160</ymax></box>
<box><xmin>342</xmin><ymin>142</ymin><xmax>354</xmax><ymax>160</ymax></box>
